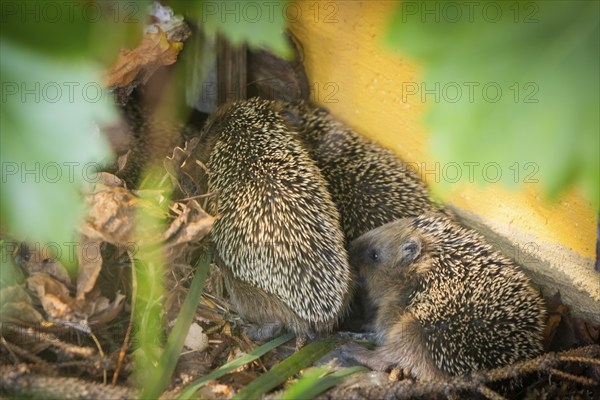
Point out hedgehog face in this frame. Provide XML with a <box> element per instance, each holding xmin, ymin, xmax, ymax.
<box><xmin>349</xmin><ymin>219</ymin><xmax>421</xmax><ymax>270</ymax></box>
<box><xmin>348</xmin><ymin>218</ymin><xmax>425</xmax><ymax>302</ymax></box>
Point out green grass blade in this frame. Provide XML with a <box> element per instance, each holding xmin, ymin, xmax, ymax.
<box><xmin>177</xmin><ymin>332</ymin><xmax>295</xmax><ymax>400</ymax></box>
<box><xmin>142</xmin><ymin>251</ymin><xmax>212</xmax><ymax>399</ymax></box>
<box><xmin>232</xmin><ymin>338</ymin><xmax>343</xmax><ymax>400</ymax></box>
<box><xmin>277</xmin><ymin>365</ymin><xmax>368</xmax><ymax>400</ymax></box>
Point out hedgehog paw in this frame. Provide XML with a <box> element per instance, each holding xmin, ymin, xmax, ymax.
<box><xmin>338</xmin><ymin>342</ymin><xmax>393</xmax><ymax>371</ymax></box>
<box><xmin>243</xmin><ymin>322</ymin><xmax>284</xmax><ymax>341</ymax></box>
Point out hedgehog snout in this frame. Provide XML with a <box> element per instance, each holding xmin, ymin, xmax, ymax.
<box><xmin>348</xmin><ymin>236</ymin><xmax>381</xmax><ymax>272</ymax></box>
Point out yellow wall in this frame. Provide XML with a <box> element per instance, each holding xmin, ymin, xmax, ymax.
<box><xmin>289</xmin><ymin>1</ymin><xmax>597</xmax><ymax>259</ymax></box>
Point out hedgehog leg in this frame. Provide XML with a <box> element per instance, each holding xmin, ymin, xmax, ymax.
<box><xmin>242</xmin><ymin>322</ymin><xmax>284</xmax><ymax>342</ymax></box>
<box><xmin>338</xmin><ymin>342</ymin><xmax>396</xmax><ymax>371</ymax></box>
<box><xmin>381</xmin><ymin>313</ymin><xmax>446</xmax><ymax>381</ymax></box>
<box><xmin>340</xmin><ymin>313</ymin><xmax>445</xmax><ymax>379</ymax></box>
<box><xmin>220</xmin><ymin>267</ymin><xmax>313</xmax><ymax>338</ymax></box>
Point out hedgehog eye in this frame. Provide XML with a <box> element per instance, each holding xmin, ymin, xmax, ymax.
<box><xmin>370</xmin><ymin>250</ymin><xmax>380</xmax><ymax>262</ymax></box>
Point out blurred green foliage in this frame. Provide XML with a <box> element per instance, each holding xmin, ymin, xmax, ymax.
<box><xmin>171</xmin><ymin>0</ymin><xmax>291</xmax><ymax>58</ymax></box>
<box><xmin>178</xmin><ymin>333</ymin><xmax>295</xmax><ymax>400</ymax></box>
<box><xmin>277</xmin><ymin>365</ymin><xmax>368</xmax><ymax>400</ymax></box>
<box><xmin>0</xmin><ymin>240</ymin><xmax>25</xmax><ymax>289</ymax></box>
<box><xmin>0</xmin><ymin>0</ymin><xmax>150</xmax><ymax>255</ymax></box>
<box><xmin>0</xmin><ymin>0</ymin><xmax>290</xmax><ymax>256</ymax></box>
<box><xmin>131</xmin><ymin>187</ymin><xmax>169</xmax><ymax>390</ymax></box>
<box><xmin>142</xmin><ymin>251</ymin><xmax>211</xmax><ymax>399</ymax></box>
<box><xmin>1</xmin><ymin>1</ymin><xmax>292</xmax><ymax>396</ymax></box>
<box><xmin>1</xmin><ymin>41</ymin><xmax>115</xmax><ymax>256</ymax></box>
<box><xmin>386</xmin><ymin>0</ymin><xmax>599</xmax><ymax>208</ymax></box>
<box><xmin>233</xmin><ymin>338</ymin><xmax>343</xmax><ymax>400</ymax></box>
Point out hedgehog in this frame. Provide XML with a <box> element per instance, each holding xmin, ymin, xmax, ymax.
<box><xmin>279</xmin><ymin>101</ymin><xmax>445</xmax><ymax>330</ymax></box>
<box><xmin>200</xmin><ymin>97</ymin><xmax>354</xmax><ymax>337</ymax></box>
<box><xmin>281</xmin><ymin>101</ymin><xmax>442</xmax><ymax>243</ymax></box>
<box><xmin>341</xmin><ymin>211</ymin><xmax>546</xmax><ymax>381</ymax></box>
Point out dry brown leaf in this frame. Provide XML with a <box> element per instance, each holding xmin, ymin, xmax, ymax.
<box><xmin>116</xmin><ymin>150</ymin><xmax>131</xmax><ymax>177</ymax></box>
<box><xmin>82</xmin><ymin>178</ymin><xmax>207</xmax><ymax>251</ymax></box>
<box><xmin>75</xmin><ymin>237</ymin><xmax>103</xmax><ymax>300</ymax></box>
<box><xmin>80</xmin><ymin>186</ymin><xmax>139</xmax><ymax>245</ymax></box>
<box><xmin>25</xmin><ymin>271</ymin><xmax>125</xmax><ymax>326</ymax></box>
<box><xmin>88</xmin><ymin>293</ymin><xmax>126</xmax><ymax>325</ymax></box>
<box><xmin>571</xmin><ymin>317</ymin><xmax>599</xmax><ymax>345</ymax></box>
<box><xmin>165</xmin><ymin>200</ymin><xmax>215</xmax><ymax>247</ymax></box>
<box><xmin>105</xmin><ymin>28</ymin><xmax>184</xmax><ymax>89</ymax></box>
<box><xmin>26</xmin><ymin>273</ymin><xmax>73</xmax><ymax>321</ymax></box>
<box><xmin>94</xmin><ymin>172</ymin><xmax>126</xmax><ymax>188</ymax></box>
<box><xmin>164</xmin><ymin>137</ymin><xmax>209</xmax><ymax>199</ymax></box>
<box><xmin>544</xmin><ymin>292</ymin><xmax>570</xmax><ymax>350</ymax></box>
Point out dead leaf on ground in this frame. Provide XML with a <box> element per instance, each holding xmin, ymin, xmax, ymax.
<box><xmin>88</xmin><ymin>292</ymin><xmax>126</xmax><ymax>325</ymax></box>
<box><xmin>26</xmin><ymin>273</ymin><xmax>74</xmax><ymax>322</ymax></box>
<box><xmin>544</xmin><ymin>291</ymin><xmax>571</xmax><ymax>350</ymax></box>
<box><xmin>165</xmin><ymin>137</ymin><xmax>209</xmax><ymax>200</ymax></box>
<box><xmin>76</xmin><ymin>237</ymin><xmax>103</xmax><ymax>300</ymax></box>
<box><xmin>165</xmin><ymin>200</ymin><xmax>215</xmax><ymax>247</ymax></box>
<box><xmin>544</xmin><ymin>291</ymin><xmax>600</xmax><ymax>352</ymax></box>
<box><xmin>80</xmin><ymin>186</ymin><xmax>140</xmax><ymax>245</ymax></box>
<box><xmin>25</xmin><ymin>271</ymin><xmax>125</xmax><ymax>326</ymax></box>
<box><xmin>0</xmin><ymin>285</ymin><xmax>44</xmax><ymax>325</ymax></box>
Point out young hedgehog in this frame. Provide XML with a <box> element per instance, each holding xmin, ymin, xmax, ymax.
<box><xmin>281</xmin><ymin>101</ymin><xmax>441</xmax><ymax>242</ymax></box>
<box><xmin>201</xmin><ymin>98</ymin><xmax>354</xmax><ymax>337</ymax></box>
<box><xmin>343</xmin><ymin>211</ymin><xmax>546</xmax><ymax>380</ymax></box>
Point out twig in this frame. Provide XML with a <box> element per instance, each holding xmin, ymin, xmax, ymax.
<box><xmin>4</xmin><ymin>324</ymin><xmax>95</xmax><ymax>358</ymax></box>
<box><xmin>1</xmin><ymin>337</ymin><xmax>48</xmax><ymax>366</ymax></box>
<box><xmin>320</xmin><ymin>345</ymin><xmax>600</xmax><ymax>400</ymax></box>
<box><xmin>0</xmin><ymin>364</ymin><xmax>136</xmax><ymax>400</ymax></box>
<box><xmin>112</xmin><ymin>250</ymin><xmax>136</xmax><ymax>385</ymax></box>
<box><xmin>88</xmin><ymin>330</ymin><xmax>107</xmax><ymax>384</ymax></box>
<box><xmin>546</xmin><ymin>367</ymin><xmax>596</xmax><ymax>385</ymax></box>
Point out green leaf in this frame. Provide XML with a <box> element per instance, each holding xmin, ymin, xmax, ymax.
<box><xmin>131</xmin><ymin>187</ymin><xmax>171</xmax><ymax>388</ymax></box>
<box><xmin>386</xmin><ymin>1</ymin><xmax>599</xmax><ymax>208</ymax></box>
<box><xmin>233</xmin><ymin>338</ymin><xmax>343</xmax><ymax>400</ymax></box>
<box><xmin>172</xmin><ymin>0</ymin><xmax>292</xmax><ymax>58</ymax></box>
<box><xmin>277</xmin><ymin>365</ymin><xmax>367</xmax><ymax>400</ymax></box>
<box><xmin>0</xmin><ymin>1</ymin><xmax>152</xmax><ymax>262</ymax></box>
<box><xmin>142</xmin><ymin>251</ymin><xmax>212</xmax><ymax>399</ymax></box>
<box><xmin>0</xmin><ymin>0</ymin><xmax>148</xmax><ymax>64</ymax></box>
<box><xmin>0</xmin><ymin>38</ymin><xmax>115</xmax><ymax>256</ymax></box>
<box><xmin>177</xmin><ymin>332</ymin><xmax>295</xmax><ymax>400</ymax></box>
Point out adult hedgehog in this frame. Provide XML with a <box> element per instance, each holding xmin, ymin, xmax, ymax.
<box><xmin>282</xmin><ymin>101</ymin><xmax>441</xmax><ymax>243</ymax></box>
<box><xmin>201</xmin><ymin>98</ymin><xmax>354</xmax><ymax>337</ymax></box>
<box><xmin>344</xmin><ymin>211</ymin><xmax>546</xmax><ymax>380</ymax></box>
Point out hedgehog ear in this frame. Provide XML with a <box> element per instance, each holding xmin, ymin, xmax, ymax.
<box><xmin>397</xmin><ymin>236</ymin><xmax>422</xmax><ymax>267</ymax></box>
